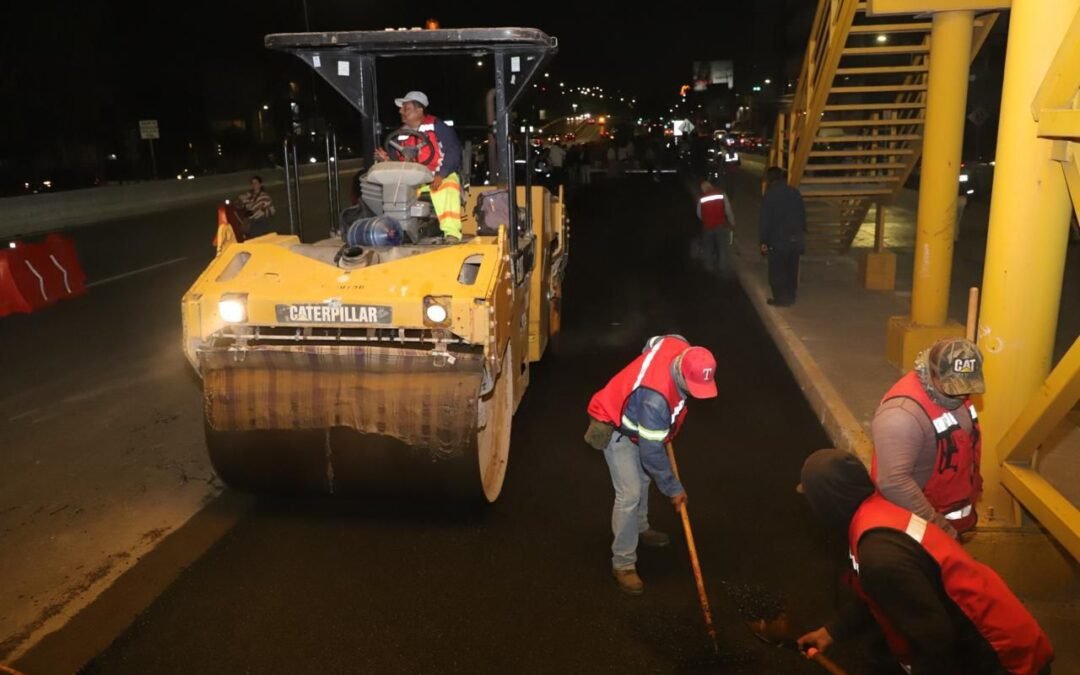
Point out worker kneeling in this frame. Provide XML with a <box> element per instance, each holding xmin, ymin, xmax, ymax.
<box><xmin>584</xmin><ymin>335</ymin><xmax>718</xmax><ymax>595</ymax></box>
<box><xmin>375</xmin><ymin>90</ymin><xmax>464</xmax><ymax>240</ymax></box>
<box><xmin>797</xmin><ymin>449</ymin><xmax>1053</xmax><ymax>674</ymax></box>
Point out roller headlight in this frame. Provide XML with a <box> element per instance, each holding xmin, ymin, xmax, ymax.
<box><xmin>218</xmin><ymin>294</ymin><xmax>248</xmax><ymax>323</ymax></box>
<box><xmin>425</xmin><ymin>304</ymin><xmax>448</xmax><ymax>324</ymax></box>
<box><xmin>423</xmin><ymin>296</ymin><xmax>451</xmax><ymax>326</ymax></box>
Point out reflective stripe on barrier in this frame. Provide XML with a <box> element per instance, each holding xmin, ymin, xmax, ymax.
<box><xmin>0</xmin><ymin>235</ymin><xmax>87</xmax><ymax>317</ymax></box>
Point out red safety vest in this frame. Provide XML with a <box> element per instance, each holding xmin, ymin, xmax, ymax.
<box><xmin>848</xmin><ymin>494</ymin><xmax>1053</xmax><ymax>674</ymax></box>
<box><xmin>402</xmin><ymin>115</ymin><xmax>444</xmax><ymax>173</ymax></box>
<box><xmin>872</xmin><ymin>371</ymin><xmax>981</xmax><ymax>532</ymax></box>
<box><xmin>699</xmin><ymin>191</ymin><xmax>728</xmax><ymax>230</ymax></box>
<box><xmin>587</xmin><ymin>336</ymin><xmax>689</xmax><ymax>443</ymax></box>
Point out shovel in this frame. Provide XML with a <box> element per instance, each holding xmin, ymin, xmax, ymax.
<box><xmin>722</xmin><ymin>581</ymin><xmax>848</xmax><ymax>675</ymax></box>
<box><xmin>665</xmin><ymin>442</ymin><xmax>719</xmax><ymax>655</ymax></box>
<box><xmin>748</xmin><ymin>610</ymin><xmax>847</xmax><ymax>675</ymax></box>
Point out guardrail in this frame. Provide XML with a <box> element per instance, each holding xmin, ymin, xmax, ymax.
<box><xmin>0</xmin><ymin>160</ymin><xmax>363</xmax><ymax>239</ymax></box>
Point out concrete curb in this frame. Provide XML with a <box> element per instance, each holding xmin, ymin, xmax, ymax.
<box><xmin>734</xmin><ymin>255</ymin><xmax>874</xmax><ymax>465</ymax></box>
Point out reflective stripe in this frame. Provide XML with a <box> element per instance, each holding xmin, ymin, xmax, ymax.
<box><xmin>931</xmin><ymin>411</ymin><xmax>959</xmax><ymax>435</ymax></box>
<box><xmin>633</xmin><ymin>339</ymin><xmax>665</xmax><ymax>389</ymax></box>
<box><xmin>620</xmin><ymin>415</ymin><xmax>669</xmax><ymax>441</ymax></box>
<box><xmin>670</xmin><ymin>398</ymin><xmax>686</xmax><ymax>426</ymax></box>
<box><xmin>418</xmin><ymin>124</ymin><xmax>435</xmax><ymax>132</ymax></box>
<box><xmin>699</xmin><ymin>194</ymin><xmax>725</xmax><ymax>204</ymax></box>
<box><xmin>968</xmin><ymin>404</ymin><xmax>978</xmax><ymax>420</ymax></box>
<box><xmin>944</xmin><ymin>504</ymin><xmax>973</xmax><ymax>521</ymax></box>
<box><xmin>904</xmin><ymin>514</ymin><xmax>928</xmax><ymax>543</ymax></box>
<box><xmin>853</xmin><ymin>516</ymin><xmax>930</xmax><ymax>567</ymax></box>
<box><xmin>49</xmin><ymin>254</ymin><xmax>72</xmax><ymax>294</ymax></box>
<box><xmin>24</xmin><ymin>260</ymin><xmax>47</xmax><ymax>300</ymax></box>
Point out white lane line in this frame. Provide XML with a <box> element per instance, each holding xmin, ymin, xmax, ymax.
<box><xmin>8</xmin><ymin>409</ymin><xmax>39</xmax><ymax>423</ymax></box>
<box><xmin>87</xmin><ymin>257</ymin><xmax>189</xmax><ymax>288</ymax></box>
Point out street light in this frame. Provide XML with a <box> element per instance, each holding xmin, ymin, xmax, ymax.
<box><xmin>876</xmin><ymin>34</ymin><xmax>888</xmax><ymax>43</ymax></box>
<box><xmin>764</xmin><ymin>79</ymin><xmax>771</xmax><ymax>85</ymax></box>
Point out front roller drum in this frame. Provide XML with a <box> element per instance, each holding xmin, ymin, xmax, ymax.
<box><xmin>202</xmin><ymin>346</ymin><xmax>513</xmax><ymax>501</ymax></box>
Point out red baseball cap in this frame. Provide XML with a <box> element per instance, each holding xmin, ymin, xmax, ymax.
<box><xmin>679</xmin><ymin>347</ymin><xmax>718</xmax><ymax>399</ymax></box>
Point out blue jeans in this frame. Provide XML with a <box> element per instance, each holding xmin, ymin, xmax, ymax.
<box><xmin>702</xmin><ymin>228</ymin><xmax>733</xmax><ymax>276</ymax></box>
<box><xmin>603</xmin><ymin>433</ymin><xmax>652</xmax><ymax>570</ymax></box>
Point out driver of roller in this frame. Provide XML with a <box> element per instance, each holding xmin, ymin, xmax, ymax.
<box><xmin>374</xmin><ymin>91</ymin><xmax>464</xmax><ymax>240</ymax></box>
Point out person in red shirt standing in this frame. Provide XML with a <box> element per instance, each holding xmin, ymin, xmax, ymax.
<box><xmin>696</xmin><ymin>181</ymin><xmax>737</xmax><ymax>277</ymax></box>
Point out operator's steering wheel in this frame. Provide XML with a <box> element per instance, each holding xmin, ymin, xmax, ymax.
<box><xmin>383</xmin><ymin>127</ymin><xmax>435</xmax><ymax>166</ymax></box>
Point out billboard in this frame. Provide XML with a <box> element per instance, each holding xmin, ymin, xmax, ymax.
<box><xmin>692</xmin><ymin>60</ymin><xmax>734</xmax><ymax>91</ymax></box>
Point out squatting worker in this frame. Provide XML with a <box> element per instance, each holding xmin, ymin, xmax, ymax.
<box><xmin>583</xmin><ymin>335</ymin><xmax>718</xmax><ymax>595</ymax></box>
<box><xmin>872</xmin><ymin>338</ymin><xmax>985</xmax><ymax>539</ymax></box>
<box><xmin>797</xmin><ymin>449</ymin><xmax>1053</xmax><ymax>675</ymax></box>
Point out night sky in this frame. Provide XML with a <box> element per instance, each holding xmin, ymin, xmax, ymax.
<box><xmin>2</xmin><ymin>0</ymin><xmax>1003</xmax><ymax>189</ymax></box>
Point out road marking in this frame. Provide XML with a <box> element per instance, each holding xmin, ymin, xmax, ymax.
<box><xmin>87</xmin><ymin>257</ymin><xmax>189</xmax><ymax>288</ymax></box>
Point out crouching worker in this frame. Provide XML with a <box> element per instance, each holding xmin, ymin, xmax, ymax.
<box><xmin>797</xmin><ymin>449</ymin><xmax>1053</xmax><ymax>675</ymax></box>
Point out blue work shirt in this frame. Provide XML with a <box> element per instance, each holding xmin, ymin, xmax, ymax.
<box><xmin>618</xmin><ymin>382</ymin><xmax>685</xmax><ymax>498</ymax></box>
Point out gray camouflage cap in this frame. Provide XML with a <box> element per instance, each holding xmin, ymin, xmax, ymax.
<box><xmin>928</xmin><ymin>338</ymin><xmax>985</xmax><ymax>396</ymax></box>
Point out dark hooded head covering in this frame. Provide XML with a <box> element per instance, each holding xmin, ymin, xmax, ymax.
<box><xmin>800</xmin><ymin>449</ymin><xmax>875</xmax><ymax>529</ymax></box>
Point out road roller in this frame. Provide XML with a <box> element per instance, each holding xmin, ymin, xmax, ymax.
<box><xmin>181</xmin><ymin>28</ymin><xmax>568</xmax><ymax>501</ymax></box>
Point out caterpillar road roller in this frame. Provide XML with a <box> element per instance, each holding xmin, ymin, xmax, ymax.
<box><xmin>181</xmin><ymin>28</ymin><xmax>568</xmax><ymax>501</ymax></box>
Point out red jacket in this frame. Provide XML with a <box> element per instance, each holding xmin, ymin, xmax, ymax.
<box><xmin>849</xmin><ymin>494</ymin><xmax>1053</xmax><ymax>674</ymax></box>
<box><xmin>587</xmin><ymin>335</ymin><xmax>689</xmax><ymax>444</ymax></box>
<box><xmin>699</xmin><ymin>191</ymin><xmax>729</xmax><ymax>230</ymax></box>
<box><xmin>872</xmin><ymin>371</ymin><xmax>981</xmax><ymax>533</ymax></box>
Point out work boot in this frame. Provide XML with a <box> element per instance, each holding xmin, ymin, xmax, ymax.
<box><xmin>639</xmin><ymin>528</ymin><xmax>670</xmax><ymax>548</ymax></box>
<box><xmin>613</xmin><ymin>567</ymin><xmax>644</xmax><ymax>595</ymax></box>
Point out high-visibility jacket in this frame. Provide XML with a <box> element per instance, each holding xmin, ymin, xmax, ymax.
<box><xmin>872</xmin><ymin>371</ymin><xmax>981</xmax><ymax>533</ymax></box>
<box><xmin>849</xmin><ymin>494</ymin><xmax>1053</xmax><ymax>674</ymax></box>
<box><xmin>699</xmin><ymin>191</ymin><xmax>729</xmax><ymax>230</ymax></box>
<box><xmin>587</xmin><ymin>336</ymin><xmax>689</xmax><ymax>443</ymax></box>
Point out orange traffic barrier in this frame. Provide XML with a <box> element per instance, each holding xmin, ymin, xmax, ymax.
<box><xmin>0</xmin><ymin>235</ymin><xmax>87</xmax><ymax>317</ymax></box>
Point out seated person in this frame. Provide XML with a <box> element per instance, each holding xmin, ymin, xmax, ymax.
<box><xmin>374</xmin><ymin>91</ymin><xmax>463</xmax><ymax>240</ymax></box>
<box><xmin>237</xmin><ymin>175</ymin><xmax>276</xmax><ymax>237</ymax></box>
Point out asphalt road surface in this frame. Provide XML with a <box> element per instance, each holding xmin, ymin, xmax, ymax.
<box><xmin>25</xmin><ymin>171</ymin><xmax>885</xmax><ymax>673</ymax></box>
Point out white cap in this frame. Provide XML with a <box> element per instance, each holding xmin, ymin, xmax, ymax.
<box><xmin>394</xmin><ymin>91</ymin><xmax>429</xmax><ymax>108</ymax></box>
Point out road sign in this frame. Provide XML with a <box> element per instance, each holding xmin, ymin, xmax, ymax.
<box><xmin>139</xmin><ymin>120</ymin><xmax>160</xmax><ymax>140</ymax></box>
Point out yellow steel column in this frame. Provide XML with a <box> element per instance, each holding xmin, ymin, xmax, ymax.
<box><xmin>976</xmin><ymin>0</ymin><xmax>1080</xmax><ymax>526</ymax></box>
<box><xmin>886</xmin><ymin>11</ymin><xmax>973</xmax><ymax>368</ymax></box>
<box><xmin>911</xmin><ymin>11</ymin><xmax>973</xmax><ymax>324</ymax></box>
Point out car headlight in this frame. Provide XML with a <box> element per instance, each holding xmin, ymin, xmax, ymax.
<box><xmin>218</xmin><ymin>294</ymin><xmax>248</xmax><ymax>323</ymax></box>
<box><xmin>423</xmin><ymin>296</ymin><xmax>451</xmax><ymax>326</ymax></box>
